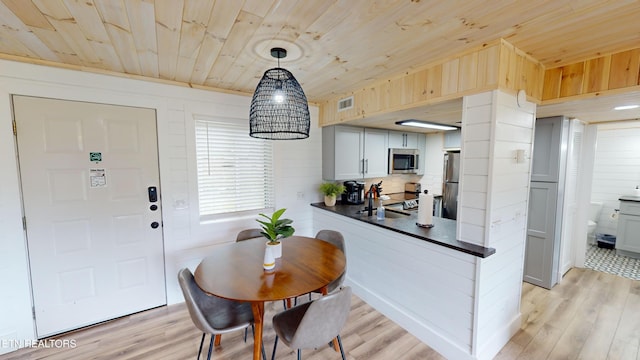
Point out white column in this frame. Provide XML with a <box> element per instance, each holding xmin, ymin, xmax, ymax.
<box><xmin>459</xmin><ymin>90</ymin><xmax>536</xmax><ymax>359</ymax></box>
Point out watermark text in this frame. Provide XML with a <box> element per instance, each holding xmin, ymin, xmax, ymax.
<box><xmin>1</xmin><ymin>339</ymin><xmax>77</xmax><ymax>349</ymax></box>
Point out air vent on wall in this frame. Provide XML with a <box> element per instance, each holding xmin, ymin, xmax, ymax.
<box><xmin>337</xmin><ymin>96</ymin><xmax>353</xmax><ymax>112</ymax></box>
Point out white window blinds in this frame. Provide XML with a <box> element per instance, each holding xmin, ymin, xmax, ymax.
<box><xmin>195</xmin><ymin>116</ymin><xmax>274</xmax><ymax>218</ymax></box>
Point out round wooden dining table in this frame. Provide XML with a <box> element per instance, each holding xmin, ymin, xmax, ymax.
<box><xmin>194</xmin><ymin>235</ymin><xmax>346</xmax><ymax>360</ymax></box>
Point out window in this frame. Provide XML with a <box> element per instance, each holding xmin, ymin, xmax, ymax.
<box><xmin>195</xmin><ymin>116</ymin><xmax>274</xmax><ymax>219</ymax></box>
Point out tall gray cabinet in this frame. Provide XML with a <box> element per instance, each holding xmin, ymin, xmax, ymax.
<box><xmin>524</xmin><ymin>116</ymin><xmax>569</xmax><ymax>289</ymax></box>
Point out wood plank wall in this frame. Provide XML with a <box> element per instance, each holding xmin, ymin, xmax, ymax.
<box><xmin>542</xmin><ymin>47</ymin><xmax>640</xmax><ymax>102</ymax></box>
<box><xmin>319</xmin><ymin>39</ymin><xmax>545</xmax><ymax>127</ymax></box>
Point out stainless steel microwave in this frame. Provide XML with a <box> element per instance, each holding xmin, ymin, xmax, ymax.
<box><xmin>388</xmin><ymin>148</ymin><xmax>419</xmax><ymax>174</ymax></box>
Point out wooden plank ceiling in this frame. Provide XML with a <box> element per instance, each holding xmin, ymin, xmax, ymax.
<box><xmin>1</xmin><ymin>0</ymin><xmax>639</xmax><ymax>105</ymax></box>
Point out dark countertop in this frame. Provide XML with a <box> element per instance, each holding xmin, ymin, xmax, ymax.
<box><xmin>619</xmin><ymin>195</ymin><xmax>640</xmax><ymax>202</ymax></box>
<box><xmin>311</xmin><ymin>199</ymin><xmax>496</xmax><ymax>258</ymax></box>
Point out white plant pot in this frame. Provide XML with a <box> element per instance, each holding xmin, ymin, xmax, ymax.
<box><xmin>266</xmin><ymin>241</ymin><xmax>282</xmax><ymax>258</ymax></box>
<box><xmin>263</xmin><ymin>246</ymin><xmax>275</xmax><ymax>270</ymax></box>
<box><xmin>324</xmin><ymin>195</ymin><xmax>337</xmax><ymax>206</ymax></box>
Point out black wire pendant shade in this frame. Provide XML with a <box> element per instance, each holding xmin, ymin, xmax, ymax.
<box><xmin>249</xmin><ymin>48</ymin><xmax>310</xmax><ymax>140</ymax></box>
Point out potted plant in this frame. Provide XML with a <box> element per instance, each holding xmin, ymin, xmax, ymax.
<box><xmin>319</xmin><ymin>182</ymin><xmax>346</xmax><ymax>206</ymax></box>
<box><xmin>256</xmin><ymin>208</ymin><xmax>295</xmax><ymax>258</ymax></box>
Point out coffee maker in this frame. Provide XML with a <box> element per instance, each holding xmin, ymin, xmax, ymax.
<box><xmin>342</xmin><ymin>180</ymin><xmax>365</xmax><ymax>204</ymax></box>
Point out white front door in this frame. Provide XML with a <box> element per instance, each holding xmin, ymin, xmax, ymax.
<box><xmin>13</xmin><ymin>95</ymin><xmax>166</xmax><ymax>337</ymax></box>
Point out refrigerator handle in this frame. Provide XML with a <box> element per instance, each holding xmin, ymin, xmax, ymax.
<box><xmin>443</xmin><ymin>153</ymin><xmax>449</xmax><ymax>182</ymax></box>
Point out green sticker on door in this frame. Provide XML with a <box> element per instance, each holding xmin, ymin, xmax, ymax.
<box><xmin>90</xmin><ymin>152</ymin><xmax>102</xmax><ymax>162</ymax></box>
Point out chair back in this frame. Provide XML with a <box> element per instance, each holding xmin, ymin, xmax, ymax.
<box><xmin>289</xmin><ymin>286</ymin><xmax>352</xmax><ymax>349</ymax></box>
<box><xmin>178</xmin><ymin>268</ymin><xmax>214</xmax><ymax>333</ymax></box>
<box><xmin>236</xmin><ymin>228</ymin><xmax>263</xmax><ymax>242</ymax></box>
<box><xmin>315</xmin><ymin>230</ymin><xmax>345</xmax><ymax>253</ymax></box>
<box><xmin>316</xmin><ymin>230</ymin><xmax>346</xmax><ymax>292</ymax></box>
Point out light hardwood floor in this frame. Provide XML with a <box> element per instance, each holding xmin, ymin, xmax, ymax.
<box><xmin>1</xmin><ymin>268</ymin><xmax>638</xmax><ymax>360</ymax></box>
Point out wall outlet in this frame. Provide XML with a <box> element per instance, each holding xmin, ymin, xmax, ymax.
<box><xmin>296</xmin><ymin>192</ymin><xmax>305</xmax><ymax>200</ymax></box>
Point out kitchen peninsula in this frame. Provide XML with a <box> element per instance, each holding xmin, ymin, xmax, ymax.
<box><xmin>311</xmin><ymin>201</ymin><xmax>495</xmax><ymax>258</ymax></box>
<box><xmin>312</xmin><ymin>200</ymin><xmax>496</xmax><ymax>360</ymax></box>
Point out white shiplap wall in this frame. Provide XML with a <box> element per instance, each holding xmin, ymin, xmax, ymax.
<box><xmin>0</xmin><ymin>59</ymin><xmax>322</xmax><ymax>354</ymax></box>
<box><xmin>459</xmin><ymin>91</ymin><xmax>535</xmax><ymax>359</ymax></box>
<box><xmin>459</xmin><ymin>92</ymin><xmax>493</xmax><ymax>246</ymax></box>
<box><xmin>591</xmin><ymin>121</ymin><xmax>640</xmax><ymax>237</ymax></box>
<box><xmin>473</xmin><ymin>91</ymin><xmax>535</xmax><ymax>359</ymax></box>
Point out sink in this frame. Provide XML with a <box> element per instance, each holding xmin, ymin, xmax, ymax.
<box><xmin>383</xmin><ymin>209</ymin><xmax>410</xmax><ymax>218</ymax></box>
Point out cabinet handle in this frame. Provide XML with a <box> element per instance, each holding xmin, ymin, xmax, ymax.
<box><xmin>361</xmin><ymin>159</ymin><xmax>364</xmax><ymax>174</ymax></box>
<box><xmin>365</xmin><ymin>159</ymin><xmax>369</xmax><ymax>174</ymax></box>
<box><xmin>403</xmin><ymin>133</ymin><xmax>407</xmax><ymax>147</ymax></box>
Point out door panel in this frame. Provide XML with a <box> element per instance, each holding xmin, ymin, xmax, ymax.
<box><xmin>13</xmin><ymin>95</ymin><xmax>166</xmax><ymax>337</ymax></box>
<box><xmin>363</xmin><ymin>129</ymin><xmax>388</xmax><ymax>178</ymax></box>
<box><xmin>334</xmin><ymin>126</ymin><xmax>364</xmax><ymax>180</ymax></box>
<box><xmin>524</xmin><ymin>182</ymin><xmax>558</xmax><ymax>289</ymax></box>
<box><xmin>531</xmin><ymin>117</ymin><xmax>562</xmax><ymax>182</ymax></box>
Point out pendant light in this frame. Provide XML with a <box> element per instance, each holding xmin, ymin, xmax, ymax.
<box><xmin>250</xmin><ymin>47</ymin><xmax>310</xmax><ymax>140</ymax></box>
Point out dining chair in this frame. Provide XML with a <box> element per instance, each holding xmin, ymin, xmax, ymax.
<box><xmin>236</xmin><ymin>228</ymin><xmax>264</xmax><ymax>242</ymax></box>
<box><xmin>178</xmin><ymin>268</ymin><xmax>266</xmax><ymax>360</ymax></box>
<box><xmin>270</xmin><ymin>286</ymin><xmax>352</xmax><ymax>360</ymax></box>
<box><xmin>310</xmin><ymin>230</ymin><xmax>346</xmax><ymax>299</ymax></box>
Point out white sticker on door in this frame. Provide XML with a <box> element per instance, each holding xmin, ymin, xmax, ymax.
<box><xmin>90</xmin><ymin>168</ymin><xmax>107</xmax><ymax>188</ymax></box>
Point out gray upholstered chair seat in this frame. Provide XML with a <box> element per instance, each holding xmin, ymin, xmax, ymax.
<box><xmin>271</xmin><ymin>286</ymin><xmax>352</xmax><ymax>359</ymax></box>
<box><xmin>197</xmin><ymin>293</ymin><xmax>254</xmax><ymax>332</ymax></box>
<box><xmin>178</xmin><ymin>268</ymin><xmax>265</xmax><ymax>360</ymax></box>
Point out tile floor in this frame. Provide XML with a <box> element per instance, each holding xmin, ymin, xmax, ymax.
<box><xmin>584</xmin><ymin>244</ymin><xmax>640</xmax><ymax>280</ymax></box>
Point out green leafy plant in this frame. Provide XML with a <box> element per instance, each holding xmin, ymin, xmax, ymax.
<box><xmin>319</xmin><ymin>182</ymin><xmax>346</xmax><ymax>197</ymax></box>
<box><xmin>256</xmin><ymin>208</ymin><xmax>295</xmax><ymax>244</ymax></box>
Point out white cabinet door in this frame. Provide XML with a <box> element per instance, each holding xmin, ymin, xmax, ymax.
<box><xmin>389</xmin><ymin>131</ymin><xmax>418</xmax><ymax>148</ymax></box>
<box><xmin>363</xmin><ymin>128</ymin><xmax>388</xmax><ymax>178</ymax></box>
<box><xmin>334</xmin><ymin>126</ymin><xmax>364</xmax><ymax>180</ymax></box>
<box><xmin>443</xmin><ymin>129</ymin><xmax>461</xmax><ymax>149</ymax></box>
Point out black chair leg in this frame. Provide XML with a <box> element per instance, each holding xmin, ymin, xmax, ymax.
<box><xmin>337</xmin><ymin>335</ymin><xmax>346</xmax><ymax>360</ymax></box>
<box><xmin>262</xmin><ymin>341</ymin><xmax>267</xmax><ymax>360</ymax></box>
<box><xmin>244</xmin><ymin>328</ymin><xmax>248</xmax><ymax>342</ymax></box>
<box><xmin>297</xmin><ymin>349</ymin><xmax>301</xmax><ymax>360</ymax></box>
<box><xmin>271</xmin><ymin>335</ymin><xmax>279</xmax><ymax>360</ymax></box>
<box><xmin>308</xmin><ymin>292</ymin><xmax>312</xmax><ymax>301</ymax></box>
<box><xmin>197</xmin><ymin>333</ymin><xmax>206</xmax><ymax>360</ymax></box>
<box><xmin>206</xmin><ymin>334</ymin><xmax>214</xmax><ymax>360</ymax></box>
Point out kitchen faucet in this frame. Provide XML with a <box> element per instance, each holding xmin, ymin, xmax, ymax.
<box><xmin>367</xmin><ymin>184</ymin><xmax>376</xmax><ymax>216</ymax></box>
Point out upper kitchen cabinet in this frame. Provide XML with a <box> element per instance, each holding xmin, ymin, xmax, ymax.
<box><xmin>389</xmin><ymin>131</ymin><xmax>419</xmax><ymax>149</ymax></box>
<box><xmin>443</xmin><ymin>129</ymin><xmax>461</xmax><ymax>150</ymax></box>
<box><xmin>323</xmin><ymin>125</ymin><xmax>388</xmax><ymax>180</ymax></box>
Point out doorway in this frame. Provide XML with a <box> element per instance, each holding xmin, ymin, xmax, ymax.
<box><xmin>13</xmin><ymin>95</ymin><xmax>166</xmax><ymax>337</ymax></box>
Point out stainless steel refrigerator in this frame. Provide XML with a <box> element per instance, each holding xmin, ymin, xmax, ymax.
<box><xmin>442</xmin><ymin>151</ymin><xmax>460</xmax><ymax>220</ymax></box>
